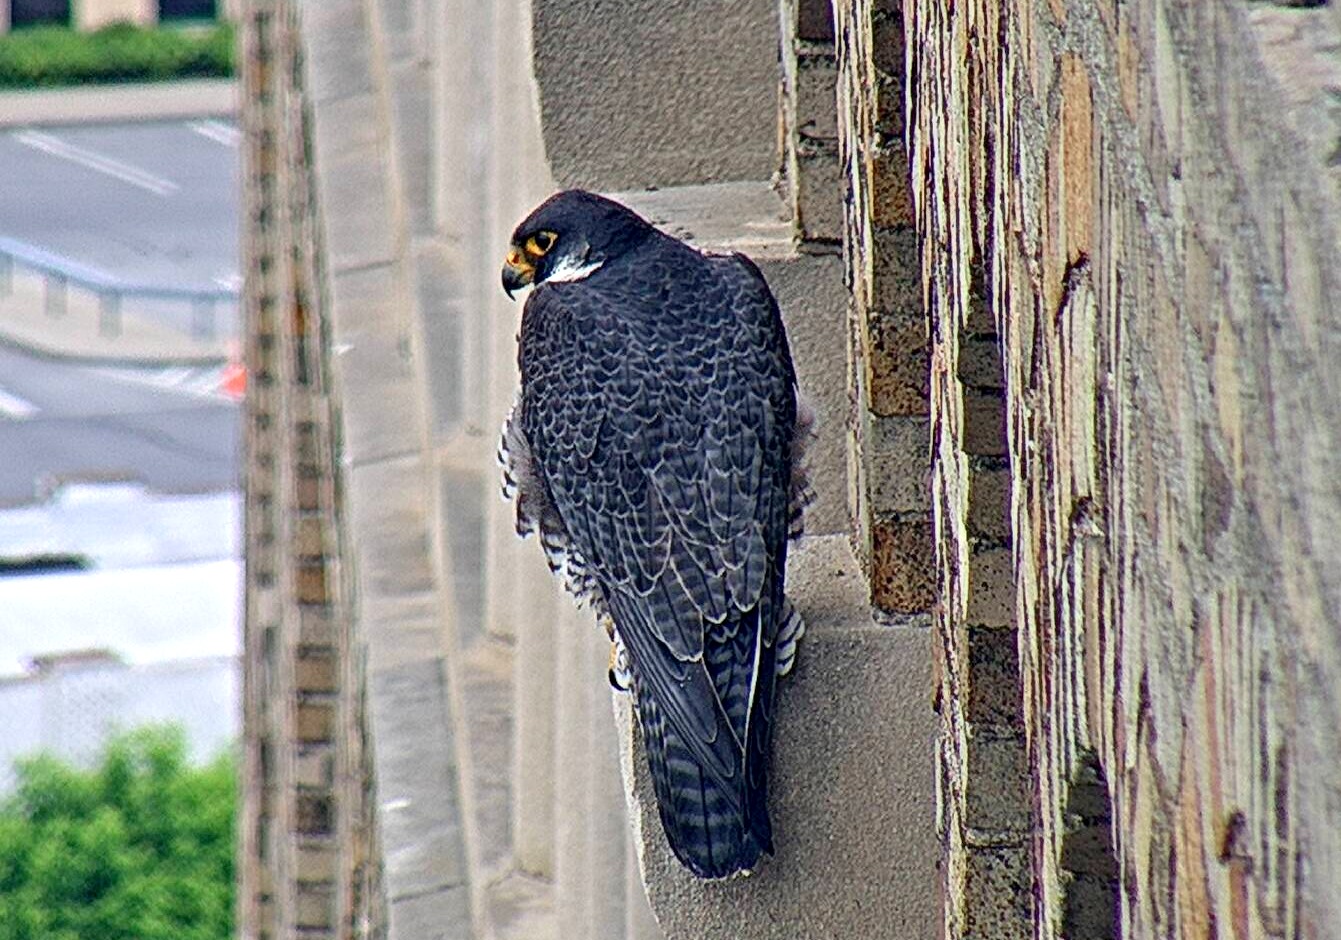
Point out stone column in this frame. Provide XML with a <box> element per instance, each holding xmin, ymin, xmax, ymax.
<box><xmin>587</xmin><ymin>635</ymin><xmax>628</xmax><ymax>940</ymax></box>
<box><xmin>552</xmin><ymin>603</ymin><xmax>593</xmax><ymax>937</ymax></box>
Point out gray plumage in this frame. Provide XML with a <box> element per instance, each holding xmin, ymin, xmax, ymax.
<box><xmin>499</xmin><ymin>190</ymin><xmax>809</xmax><ymax>879</ymax></box>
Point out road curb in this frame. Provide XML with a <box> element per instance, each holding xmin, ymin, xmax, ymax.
<box><xmin>0</xmin><ymin>329</ymin><xmax>229</xmax><ymax>368</ymax></box>
<box><xmin>0</xmin><ymin>79</ymin><xmax>237</xmax><ymax>129</ymax></box>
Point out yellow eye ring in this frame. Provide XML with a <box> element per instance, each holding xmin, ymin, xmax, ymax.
<box><xmin>526</xmin><ymin>231</ymin><xmax>556</xmax><ymax>256</ymax></box>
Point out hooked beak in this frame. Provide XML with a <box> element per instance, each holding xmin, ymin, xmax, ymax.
<box><xmin>501</xmin><ymin>247</ymin><xmax>534</xmax><ymax>300</ymax></box>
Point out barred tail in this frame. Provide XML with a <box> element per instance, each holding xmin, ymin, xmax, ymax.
<box><xmin>636</xmin><ymin>690</ymin><xmax>772</xmax><ymax>879</ymax></box>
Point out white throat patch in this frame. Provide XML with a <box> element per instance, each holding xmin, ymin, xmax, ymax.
<box><xmin>546</xmin><ymin>255</ymin><xmax>604</xmax><ymax>283</ymax></box>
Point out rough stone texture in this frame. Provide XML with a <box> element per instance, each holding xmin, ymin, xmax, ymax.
<box><xmin>780</xmin><ymin>0</ymin><xmax>842</xmax><ymax>244</ymax></box>
<box><xmin>530</xmin><ymin>0</ymin><xmax>780</xmax><ymax>191</ymax></box>
<box><xmin>238</xmin><ymin>2</ymin><xmax>385</xmax><ymax>937</ymax></box>
<box><xmin>621</xmin><ymin>536</ymin><xmax>937</xmax><ymax>940</ymax></box>
<box><xmin>256</xmin><ymin>0</ymin><xmax>940</xmax><ymax>937</ymax></box>
<box><xmin>909</xmin><ymin>0</ymin><xmax>1341</xmax><ymax>937</ymax></box>
<box><xmin>835</xmin><ymin>0</ymin><xmax>932</xmax><ymax>617</ymax></box>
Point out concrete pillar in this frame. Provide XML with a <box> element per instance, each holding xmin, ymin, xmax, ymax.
<box><xmin>553</xmin><ymin>603</ymin><xmax>593</xmax><ymax>937</ymax></box>
<box><xmin>625</xmin><ymin>828</ymin><xmax>662</xmax><ymax>940</ymax></box>
<box><xmin>512</xmin><ymin>547</ymin><xmax>558</xmax><ymax>876</ymax></box>
<box><xmin>587</xmin><ymin>634</ymin><xmax>628</xmax><ymax>939</ymax></box>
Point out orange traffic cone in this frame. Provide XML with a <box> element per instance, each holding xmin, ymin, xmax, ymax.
<box><xmin>221</xmin><ymin>344</ymin><xmax>247</xmax><ymax>400</ymax></box>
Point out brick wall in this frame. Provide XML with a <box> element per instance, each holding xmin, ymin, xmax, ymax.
<box><xmin>238</xmin><ymin>2</ymin><xmax>383</xmax><ymax>937</ymax></box>
<box><xmin>835</xmin><ymin>0</ymin><xmax>935</xmax><ymax>618</ymax></box>
<box><xmin>907</xmin><ymin>0</ymin><xmax>1341</xmax><ymax>936</ymax></box>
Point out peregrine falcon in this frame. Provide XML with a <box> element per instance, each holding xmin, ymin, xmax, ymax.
<box><xmin>498</xmin><ymin>190</ymin><xmax>811</xmax><ymax>879</ymax></box>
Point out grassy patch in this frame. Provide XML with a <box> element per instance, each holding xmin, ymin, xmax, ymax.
<box><xmin>0</xmin><ymin>21</ymin><xmax>234</xmax><ymax>89</ymax></box>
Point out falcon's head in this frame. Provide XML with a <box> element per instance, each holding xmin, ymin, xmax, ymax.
<box><xmin>502</xmin><ymin>190</ymin><xmax>653</xmax><ymax>298</ymax></box>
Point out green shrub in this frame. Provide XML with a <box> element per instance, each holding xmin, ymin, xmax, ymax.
<box><xmin>0</xmin><ymin>726</ymin><xmax>235</xmax><ymax>940</ymax></box>
<box><xmin>0</xmin><ymin>21</ymin><xmax>235</xmax><ymax>89</ymax></box>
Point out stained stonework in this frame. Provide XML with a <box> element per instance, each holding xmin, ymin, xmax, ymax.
<box><xmin>836</xmin><ymin>0</ymin><xmax>934</xmax><ymax>618</ymax></box>
<box><xmin>910</xmin><ymin>0</ymin><xmax>1341</xmax><ymax>937</ymax></box>
<box><xmin>238</xmin><ymin>3</ymin><xmax>383</xmax><ymax>937</ymax></box>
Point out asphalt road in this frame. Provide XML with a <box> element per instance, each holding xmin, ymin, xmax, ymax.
<box><xmin>0</xmin><ymin>119</ymin><xmax>240</xmax><ymax>291</ymax></box>
<box><xmin>0</xmin><ymin>117</ymin><xmax>241</xmax><ymax>505</ymax></box>
<box><xmin>0</xmin><ymin>343</ymin><xmax>239</xmax><ymax>506</ymax></box>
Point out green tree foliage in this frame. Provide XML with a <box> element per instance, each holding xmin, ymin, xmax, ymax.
<box><xmin>0</xmin><ymin>21</ymin><xmax>234</xmax><ymax>89</ymax></box>
<box><xmin>0</xmin><ymin>727</ymin><xmax>235</xmax><ymax>940</ymax></box>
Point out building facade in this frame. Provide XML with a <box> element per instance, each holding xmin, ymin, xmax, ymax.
<box><xmin>239</xmin><ymin>1</ymin><xmax>1341</xmax><ymax>938</ymax></box>
<box><xmin>0</xmin><ymin>0</ymin><xmax>238</xmax><ymax>33</ymax></box>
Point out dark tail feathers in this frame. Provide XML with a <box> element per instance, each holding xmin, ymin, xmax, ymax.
<box><xmin>636</xmin><ymin>690</ymin><xmax>772</xmax><ymax>879</ymax></box>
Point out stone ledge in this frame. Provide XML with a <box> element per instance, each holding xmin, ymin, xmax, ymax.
<box><xmin>617</xmin><ymin>535</ymin><xmax>937</xmax><ymax>940</ymax></box>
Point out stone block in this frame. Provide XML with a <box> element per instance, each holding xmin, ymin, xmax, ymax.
<box><xmin>872</xmin><ymin>226</ymin><xmax>922</xmax><ymax>315</ymax></box>
<box><xmin>958</xmin><ymin>334</ymin><xmax>1007</xmax><ymax>390</ymax></box>
<box><xmin>795</xmin><ymin>147</ymin><xmax>844</xmax><ymax>242</ymax></box>
<box><xmin>796</xmin><ymin>0</ymin><xmax>835</xmax><ymax>42</ymax></box>
<box><xmin>439</xmin><ymin>468</ymin><xmax>488</xmax><ymax>646</ymax></box>
<box><xmin>871</xmin><ymin>515</ymin><xmax>936</xmax><ymax>613</ymax></box>
<box><xmin>294</xmin><ymin>516</ymin><xmax>327</xmax><ymax>558</ymax></box>
<box><xmin>962</xmin><ymin>389</ymin><xmax>1007</xmax><ymax>457</ymax></box>
<box><xmin>962</xmin><ymin>846</ymin><xmax>1030</xmax><ymax>939</ymax></box>
<box><xmin>867</xmin><ymin>414</ymin><xmax>933</xmax><ymax>514</ymax></box>
<box><xmin>389</xmin><ymin>59</ymin><xmax>437</xmax><ymax>238</ymax></box>
<box><xmin>453</xmin><ymin>642</ymin><xmax>516</xmax><ymax>874</ymax></box>
<box><xmin>294</xmin><ymin>563</ymin><xmax>330</xmax><ymax>605</ymax></box>
<box><xmin>389</xmin><ymin>884</ymin><xmax>473</xmax><ymax>940</ymax></box>
<box><xmin>623</xmin><ymin>536</ymin><xmax>936</xmax><ymax>940</ymax></box>
<box><xmin>299</xmin><ymin>0</ymin><xmax>377</xmax><ymax>104</ymax></box>
<box><xmin>296</xmin><ymin>792</ymin><xmax>335</xmax><ymax>836</ymax></box>
<box><xmin>295</xmin><ymin>748</ymin><xmax>336</xmax><ymax>789</ymax></box>
<box><xmin>413</xmin><ymin>245</ymin><xmax>467</xmax><ymax>438</ymax></box>
<box><xmin>863</xmin><ymin>307</ymin><xmax>930</xmax><ymax>417</ymax></box>
<box><xmin>757</xmin><ymin>251</ymin><xmax>849</xmax><ymax>536</ymax></box>
<box><xmin>963</xmin><ymin>735</ymin><xmax>1030</xmax><ymax>833</ymax></box>
<box><xmin>295</xmin><ymin>882</ymin><xmax>335</xmax><ymax>929</ymax></box>
<box><xmin>297</xmin><ymin>841</ymin><xmax>339</xmax><ymax>882</ymax></box>
<box><xmin>327</xmin><ymin>261</ymin><xmax>420</xmax><ymax>466</ymax></box>
<box><xmin>872</xmin><ymin>143</ymin><xmax>914</xmax><ymax>228</ymax></box>
<box><xmin>308</xmin><ymin>94</ymin><xmax>398</xmax><ymax>273</ymax></box>
<box><xmin>965</xmin><ymin>626</ymin><xmax>1024</xmax><ymax>732</ymax></box>
<box><xmin>348</xmin><ymin>455</ymin><xmax>437</xmax><ymax>598</ymax></box>
<box><xmin>363</xmin><ymin>591</ymin><xmax>446</xmax><ymax>675</ymax></box>
<box><xmin>296</xmin><ymin>700</ymin><xmax>336</xmax><ymax>743</ymax></box>
<box><xmin>295</xmin><ymin>651</ymin><xmax>339</xmax><ymax>693</ymax></box>
<box><xmin>532</xmin><ymin>0</ymin><xmax>780</xmax><ymax>190</ymax></box>
<box><xmin>369</xmin><ymin>659</ymin><xmax>470</xmax><ymax>901</ymax></box>
<box><xmin>795</xmin><ymin>50</ymin><xmax>840</xmax><ymax>146</ymax></box>
<box><xmin>967</xmin><ymin>464</ymin><xmax>1011</xmax><ymax>544</ymax></box>
<box><xmin>965</xmin><ymin>545</ymin><xmax>1013</xmax><ymax>629</ymax></box>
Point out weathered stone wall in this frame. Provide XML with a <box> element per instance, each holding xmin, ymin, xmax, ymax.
<box><xmin>909</xmin><ymin>0</ymin><xmax>1341</xmax><ymax>937</ymax></box>
<box><xmin>238</xmin><ymin>2</ymin><xmax>384</xmax><ymax>936</ymax></box>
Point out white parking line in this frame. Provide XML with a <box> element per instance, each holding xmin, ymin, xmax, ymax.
<box><xmin>0</xmin><ymin>386</ymin><xmax>38</xmax><ymax>420</ymax></box>
<box><xmin>188</xmin><ymin>120</ymin><xmax>242</xmax><ymax>148</ymax></box>
<box><xmin>92</xmin><ymin>365</ymin><xmax>231</xmax><ymax>401</ymax></box>
<box><xmin>12</xmin><ymin>129</ymin><xmax>180</xmax><ymax>197</ymax></box>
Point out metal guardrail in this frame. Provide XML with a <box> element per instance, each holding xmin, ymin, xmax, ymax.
<box><xmin>0</xmin><ymin>235</ymin><xmax>239</xmax><ymax>343</ymax></box>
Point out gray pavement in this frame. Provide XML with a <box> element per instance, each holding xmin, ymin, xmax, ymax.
<box><xmin>0</xmin><ymin>81</ymin><xmax>240</xmax><ymax>365</ymax></box>
<box><xmin>0</xmin><ymin>119</ymin><xmax>240</xmax><ymax>292</ymax></box>
<box><xmin>0</xmin><ymin>343</ymin><xmax>239</xmax><ymax>506</ymax></box>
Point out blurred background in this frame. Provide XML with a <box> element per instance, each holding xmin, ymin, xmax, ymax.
<box><xmin>0</xmin><ymin>3</ymin><xmax>241</xmax><ymax>936</ymax></box>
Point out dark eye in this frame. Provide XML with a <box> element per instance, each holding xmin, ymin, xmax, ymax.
<box><xmin>527</xmin><ymin>231</ymin><xmax>555</xmax><ymax>255</ymax></box>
